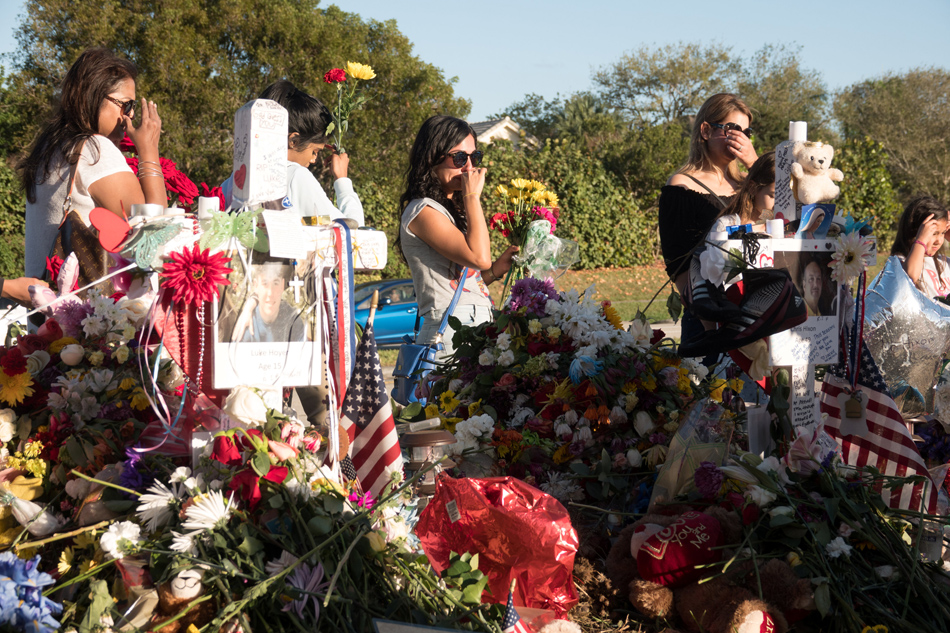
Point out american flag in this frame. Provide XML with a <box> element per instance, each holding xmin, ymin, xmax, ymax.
<box><xmin>502</xmin><ymin>587</ymin><xmax>533</xmax><ymax>633</ymax></box>
<box><xmin>339</xmin><ymin>322</ymin><xmax>404</xmax><ymax>498</ymax></box>
<box><xmin>819</xmin><ymin>336</ymin><xmax>937</xmax><ymax>514</ymax></box>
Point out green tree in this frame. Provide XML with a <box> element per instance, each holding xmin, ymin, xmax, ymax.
<box><xmin>3</xmin><ymin>0</ymin><xmax>470</xmax><ymax>278</ymax></box>
<box><xmin>835</xmin><ymin>68</ymin><xmax>950</xmax><ymax>202</ymax></box>
<box><xmin>835</xmin><ymin>136</ymin><xmax>903</xmax><ymax>250</ymax></box>
<box><xmin>592</xmin><ymin>41</ymin><xmax>737</xmax><ymax>127</ymax></box>
<box><xmin>489</xmin><ymin>93</ymin><xmax>563</xmax><ymax>140</ymax></box>
<box><xmin>0</xmin><ymin>157</ymin><xmax>25</xmax><ymax>279</ymax></box>
<box><xmin>735</xmin><ymin>44</ymin><xmax>833</xmax><ymax>151</ymax></box>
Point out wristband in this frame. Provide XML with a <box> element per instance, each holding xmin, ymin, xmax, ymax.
<box><xmin>915</xmin><ymin>240</ymin><xmax>928</xmax><ymax>249</ymax></box>
<box><xmin>462</xmin><ymin>192</ymin><xmax>478</xmax><ymax>199</ymax></box>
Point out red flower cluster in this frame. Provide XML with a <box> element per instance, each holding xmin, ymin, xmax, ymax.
<box><xmin>0</xmin><ymin>347</ymin><xmax>27</xmax><ymax>374</ymax></box>
<box><xmin>324</xmin><ymin>68</ymin><xmax>347</xmax><ymax>83</ymax></box>
<box><xmin>161</xmin><ymin>244</ymin><xmax>233</xmax><ymax>305</ymax></box>
<box><xmin>160</xmin><ymin>157</ymin><xmax>199</xmax><ymax>206</ymax></box>
<box><xmin>489</xmin><ymin>211</ymin><xmax>515</xmax><ymax>238</ymax></box>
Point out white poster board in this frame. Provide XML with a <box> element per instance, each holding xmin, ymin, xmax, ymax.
<box><xmin>231</xmin><ymin>99</ymin><xmax>288</xmax><ymax>208</ymax></box>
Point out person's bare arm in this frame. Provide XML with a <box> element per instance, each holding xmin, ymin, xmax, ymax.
<box><xmin>905</xmin><ymin>214</ymin><xmax>938</xmax><ymax>284</ymax></box>
<box><xmin>407</xmin><ymin>168</ymin><xmax>492</xmax><ymax>270</ymax></box>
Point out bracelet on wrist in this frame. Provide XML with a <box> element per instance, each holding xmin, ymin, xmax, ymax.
<box><xmin>462</xmin><ymin>191</ymin><xmax>478</xmax><ymax>199</ymax></box>
<box><xmin>915</xmin><ymin>239</ymin><xmax>928</xmax><ymax>249</ymax></box>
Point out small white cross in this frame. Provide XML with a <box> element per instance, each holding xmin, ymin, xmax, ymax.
<box><xmin>289</xmin><ymin>275</ymin><xmax>305</xmax><ymax>302</ymax></box>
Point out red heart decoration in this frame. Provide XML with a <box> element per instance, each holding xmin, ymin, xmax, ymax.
<box><xmin>89</xmin><ymin>207</ymin><xmax>131</xmax><ymax>252</ymax></box>
<box><xmin>758</xmin><ymin>253</ymin><xmax>774</xmax><ymax>268</ymax></box>
<box><xmin>637</xmin><ymin>511</ymin><xmax>723</xmax><ymax>588</ymax></box>
<box><xmin>234</xmin><ymin>164</ymin><xmax>247</xmax><ymax>190</ymax></box>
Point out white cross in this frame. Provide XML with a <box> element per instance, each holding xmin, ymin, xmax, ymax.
<box><xmin>289</xmin><ymin>275</ymin><xmax>305</xmax><ymax>302</ymax></box>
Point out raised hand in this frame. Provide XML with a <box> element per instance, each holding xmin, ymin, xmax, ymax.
<box><xmin>125</xmin><ymin>98</ymin><xmax>162</xmax><ymax>160</ymax></box>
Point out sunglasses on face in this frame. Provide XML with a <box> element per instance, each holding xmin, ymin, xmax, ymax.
<box><xmin>105</xmin><ymin>96</ymin><xmax>136</xmax><ymax>117</ymax></box>
<box><xmin>708</xmin><ymin>121</ymin><xmax>752</xmax><ymax>138</ymax></box>
<box><xmin>444</xmin><ymin>150</ymin><xmax>483</xmax><ymax>168</ymax></box>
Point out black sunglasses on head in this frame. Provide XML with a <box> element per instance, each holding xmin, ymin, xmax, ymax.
<box><xmin>444</xmin><ymin>150</ymin><xmax>483</xmax><ymax>168</ymax></box>
<box><xmin>708</xmin><ymin>121</ymin><xmax>752</xmax><ymax>138</ymax></box>
<box><xmin>106</xmin><ymin>96</ymin><xmax>136</xmax><ymax>117</ymax></box>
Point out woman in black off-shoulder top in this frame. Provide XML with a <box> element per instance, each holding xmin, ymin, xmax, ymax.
<box><xmin>658</xmin><ymin>94</ymin><xmax>758</xmax><ymax>354</ymax></box>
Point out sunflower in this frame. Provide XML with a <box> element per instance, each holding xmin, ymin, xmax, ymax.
<box><xmin>161</xmin><ymin>244</ymin><xmax>233</xmax><ymax>305</ymax></box>
<box><xmin>0</xmin><ymin>370</ymin><xmax>34</xmax><ymax>406</ymax></box>
<box><xmin>345</xmin><ymin>61</ymin><xmax>376</xmax><ymax>81</ymax></box>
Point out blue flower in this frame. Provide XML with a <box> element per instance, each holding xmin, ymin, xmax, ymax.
<box><xmin>569</xmin><ymin>356</ymin><xmax>603</xmax><ymax>384</ymax></box>
<box><xmin>0</xmin><ymin>553</ymin><xmax>62</xmax><ymax>633</ymax></box>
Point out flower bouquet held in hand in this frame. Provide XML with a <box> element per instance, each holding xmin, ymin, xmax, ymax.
<box><xmin>323</xmin><ymin>62</ymin><xmax>376</xmax><ymax>154</ymax></box>
<box><xmin>489</xmin><ymin>178</ymin><xmax>578</xmax><ymax>303</ymax></box>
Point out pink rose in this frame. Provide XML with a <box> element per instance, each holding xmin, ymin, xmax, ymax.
<box><xmin>268</xmin><ymin>440</ymin><xmax>299</xmax><ymax>462</ymax></box>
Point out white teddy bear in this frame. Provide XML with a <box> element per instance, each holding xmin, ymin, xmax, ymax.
<box><xmin>790</xmin><ymin>141</ymin><xmax>844</xmax><ymax>204</ymax></box>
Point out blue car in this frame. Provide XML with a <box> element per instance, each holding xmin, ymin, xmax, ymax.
<box><xmin>354</xmin><ymin>279</ymin><xmax>418</xmax><ymax>347</ymax></box>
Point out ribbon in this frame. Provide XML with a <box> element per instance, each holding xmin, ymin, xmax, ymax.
<box><xmin>841</xmin><ymin>270</ymin><xmax>868</xmax><ymax>392</ymax></box>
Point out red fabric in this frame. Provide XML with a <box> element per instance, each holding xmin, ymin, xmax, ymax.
<box><xmin>636</xmin><ymin>510</ymin><xmax>723</xmax><ymax>588</ymax></box>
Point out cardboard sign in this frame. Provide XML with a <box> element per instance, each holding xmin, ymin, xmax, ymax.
<box><xmin>232</xmin><ymin>99</ymin><xmax>288</xmax><ymax>207</ymax></box>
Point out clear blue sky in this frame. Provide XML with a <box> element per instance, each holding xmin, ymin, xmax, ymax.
<box><xmin>2</xmin><ymin>0</ymin><xmax>948</xmax><ymax>121</ymax></box>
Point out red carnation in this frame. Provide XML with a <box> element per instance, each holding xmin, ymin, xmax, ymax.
<box><xmin>161</xmin><ymin>244</ymin><xmax>233</xmax><ymax>305</ymax></box>
<box><xmin>324</xmin><ymin>68</ymin><xmax>347</xmax><ymax>83</ymax></box>
<box><xmin>0</xmin><ymin>347</ymin><xmax>27</xmax><ymax>374</ymax></box>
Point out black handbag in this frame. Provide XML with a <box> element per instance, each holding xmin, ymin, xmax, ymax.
<box><xmin>391</xmin><ymin>268</ymin><xmax>468</xmax><ymax>406</ymax></box>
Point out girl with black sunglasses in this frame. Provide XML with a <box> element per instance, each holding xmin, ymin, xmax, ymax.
<box><xmin>398</xmin><ymin>115</ymin><xmax>519</xmax><ymax>358</ymax></box>
<box><xmin>19</xmin><ymin>47</ymin><xmax>166</xmax><ymax>281</ymax></box>
<box><xmin>657</xmin><ymin>93</ymin><xmax>758</xmax><ymax>361</ymax></box>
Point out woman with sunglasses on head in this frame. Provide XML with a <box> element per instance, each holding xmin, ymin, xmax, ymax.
<box><xmin>399</xmin><ymin>115</ymin><xmax>519</xmax><ymax>357</ymax></box>
<box><xmin>221</xmin><ymin>80</ymin><xmax>363</xmax><ymax>225</ymax></box>
<box><xmin>658</xmin><ymin>93</ymin><xmax>758</xmax><ymax>357</ymax></box>
<box><xmin>19</xmin><ymin>47</ymin><xmax>166</xmax><ymax>280</ymax></box>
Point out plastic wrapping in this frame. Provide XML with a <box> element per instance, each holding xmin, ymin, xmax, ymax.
<box><xmin>519</xmin><ymin>219</ymin><xmax>579</xmax><ymax>281</ymax></box>
<box><xmin>415</xmin><ymin>474</ymin><xmax>578</xmax><ymax>616</ymax></box>
<box><xmin>864</xmin><ymin>256</ymin><xmax>950</xmax><ymax>417</ymax></box>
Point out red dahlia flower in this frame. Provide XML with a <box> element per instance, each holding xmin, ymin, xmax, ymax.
<box><xmin>161</xmin><ymin>244</ymin><xmax>233</xmax><ymax>305</ymax></box>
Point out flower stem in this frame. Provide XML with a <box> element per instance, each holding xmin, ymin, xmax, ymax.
<box><xmin>15</xmin><ymin>518</ymin><xmax>114</xmax><ymax>552</ymax></box>
<box><xmin>69</xmin><ymin>468</ymin><xmax>142</xmax><ymax>497</ymax></box>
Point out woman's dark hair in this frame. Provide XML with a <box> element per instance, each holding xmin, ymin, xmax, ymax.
<box><xmin>259</xmin><ymin>80</ymin><xmax>333</xmax><ymax>149</ymax></box>
<box><xmin>19</xmin><ymin>47</ymin><xmax>137</xmax><ymax>203</ymax></box>
<box><xmin>720</xmin><ymin>151</ymin><xmax>775</xmax><ymax>223</ymax></box>
<box><xmin>891</xmin><ymin>195</ymin><xmax>950</xmax><ymax>292</ymax></box>
<box><xmin>398</xmin><ymin>115</ymin><xmax>478</xmax><ymax>234</ymax></box>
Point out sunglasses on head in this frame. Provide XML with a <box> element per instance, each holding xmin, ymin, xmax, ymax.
<box><xmin>444</xmin><ymin>150</ymin><xmax>483</xmax><ymax>168</ymax></box>
<box><xmin>105</xmin><ymin>96</ymin><xmax>136</xmax><ymax>117</ymax></box>
<box><xmin>708</xmin><ymin>121</ymin><xmax>752</xmax><ymax>138</ymax></box>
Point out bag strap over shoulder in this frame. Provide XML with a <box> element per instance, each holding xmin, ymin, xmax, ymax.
<box><xmin>60</xmin><ymin>140</ymin><xmax>85</xmax><ymax>224</ymax></box>
<box><xmin>684</xmin><ymin>173</ymin><xmax>728</xmax><ymax>210</ymax></box>
<box><xmin>437</xmin><ymin>267</ymin><xmax>469</xmax><ymax>336</ymax></box>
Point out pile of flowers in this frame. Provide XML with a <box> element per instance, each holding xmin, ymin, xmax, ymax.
<box><xmin>406</xmin><ymin>278</ymin><xmax>721</xmax><ymax>510</ymax></box>
<box><xmin>693</xmin><ymin>427</ymin><xmax>950</xmax><ymax>632</ymax></box>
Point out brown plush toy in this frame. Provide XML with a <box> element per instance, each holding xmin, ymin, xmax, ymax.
<box><xmin>606</xmin><ymin>506</ymin><xmax>814</xmax><ymax>633</ymax></box>
<box><xmin>151</xmin><ymin>570</ymin><xmax>217</xmax><ymax>633</ymax></box>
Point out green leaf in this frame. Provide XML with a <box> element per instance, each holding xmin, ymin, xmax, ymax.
<box><xmin>65</xmin><ymin>436</ymin><xmax>88</xmax><ymax>468</ymax></box>
<box><xmin>769</xmin><ymin>515</ymin><xmax>795</xmax><ymax>528</ymax></box>
<box><xmin>238</xmin><ymin>535</ymin><xmax>263</xmax><ymax>556</ymax></box>
<box><xmin>79</xmin><ymin>579</ymin><xmax>113</xmax><ymax>633</ymax></box>
<box><xmin>462</xmin><ymin>580</ymin><xmax>486</xmax><ymax>604</ymax></box>
<box><xmin>666</xmin><ymin>290</ymin><xmax>682</xmax><ymax>323</ymax></box>
<box><xmin>325</xmin><ymin>121</ymin><xmax>335</xmax><ymax>136</ymax></box>
<box><xmin>103</xmin><ymin>499</ymin><xmax>136</xmax><ymax>513</ymax></box>
<box><xmin>214</xmin><ymin>533</ymin><xmax>227</xmax><ymax>549</ymax></box>
<box><xmin>324</xmin><ymin>495</ymin><xmax>344</xmax><ymax>515</ymax></box>
<box><xmin>307</xmin><ymin>515</ymin><xmax>333</xmax><ymax>536</ymax></box>
<box><xmin>251</xmin><ymin>451</ymin><xmax>272</xmax><ymax>477</ymax></box>
<box><xmin>268</xmin><ymin>494</ymin><xmax>284</xmax><ymax>509</ymax></box>
<box><xmin>814</xmin><ymin>582</ymin><xmax>831</xmax><ymax>617</ymax></box>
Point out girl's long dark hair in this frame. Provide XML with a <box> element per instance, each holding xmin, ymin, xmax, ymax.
<box><xmin>719</xmin><ymin>151</ymin><xmax>775</xmax><ymax>223</ymax></box>
<box><xmin>19</xmin><ymin>47</ymin><xmax>137</xmax><ymax>203</ymax></box>
<box><xmin>398</xmin><ymin>115</ymin><xmax>477</xmax><ymax>234</ymax></box>
<box><xmin>259</xmin><ymin>80</ymin><xmax>332</xmax><ymax>148</ymax></box>
<box><xmin>891</xmin><ymin>195</ymin><xmax>949</xmax><ymax>292</ymax></box>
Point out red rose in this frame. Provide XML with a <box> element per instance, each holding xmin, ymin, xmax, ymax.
<box><xmin>650</xmin><ymin>328</ymin><xmax>666</xmax><ymax>345</ymax></box>
<box><xmin>17</xmin><ymin>334</ymin><xmax>49</xmax><ymax>356</ymax></box>
<box><xmin>211</xmin><ymin>435</ymin><xmax>243</xmax><ymax>467</ymax></box>
<box><xmin>119</xmin><ymin>135</ymin><xmax>136</xmax><ymax>153</ymax></box>
<box><xmin>126</xmin><ymin>156</ymin><xmax>138</xmax><ymax>172</ymax></box>
<box><xmin>36</xmin><ymin>319</ymin><xmax>63</xmax><ymax>343</ymax></box>
<box><xmin>0</xmin><ymin>347</ymin><xmax>27</xmax><ymax>374</ymax></box>
<box><xmin>324</xmin><ymin>68</ymin><xmax>347</xmax><ymax>83</ymax></box>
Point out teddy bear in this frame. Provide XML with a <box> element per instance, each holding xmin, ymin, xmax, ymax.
<box><xmin>606</xmin><ymin>506</ymin><xmax>814</xmax><ymax>633</ymax></box>
<box><xmin>150</xmin><ymin>569</ymin><xmax>218</xmax><ymax>633</ymax></box>
<box><xmin>790</xmin><ymin>141</ymin><xmax>844</xmax><ymax>205</ymax></box>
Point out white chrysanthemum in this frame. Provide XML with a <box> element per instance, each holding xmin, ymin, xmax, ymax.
<box><xmin>181</xmin><ymin>490</ymin><xmax>234</xmax><ymax>532</ymax></box>
<box><xmin>496</xmin><ymin>350</ymin><xmax>515</xmax><ymax>366</ymax></box>
<box><xmin>100</xmin><ymin>521</ymin><xmax>142</xmax><ymax>559</ymax></box>
<box><xmin>825</xmin><ymin>536</ymin><xmax>853</xmax><ymax>559</ymax></box>
<box><xmin>136</xmin><ymin>480</ymin><xmax>182</xmax><ymax>533</ymax></box>
<box><xmin>540</xmin><ymin>472</ymin><xmax>583</xmax><ymax>502</ymax></box>
<box><xmin>170</xmin><ymin>531</ymin><xmax>198</xmax><ymax>556</ymax></box>
<box><xmin>265</xmin><ymin>550</ymin><xmax>299</xmax><ymax>575</ymax></box>
<box><xmin>830</xmin><ymin>231</ymin><xmax>872</xmax><ymax>283</ymax></box>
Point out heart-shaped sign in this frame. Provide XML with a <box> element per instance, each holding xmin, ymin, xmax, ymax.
<box><xmin>90</xmin><ymin>207</ymin><xmax>132</xmax><ymax>252</ymax></box>
<box><xmin>234</xmin><ymin>164</ymin><xmax>247</xmax><ymax>190</ymax></box>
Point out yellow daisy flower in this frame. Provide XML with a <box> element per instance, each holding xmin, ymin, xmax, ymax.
<box><xmin>441</xmin><ymin>417</ymin><xmax>462</xmax><ymax>434</ymax></box>
<box><xmin>75</xmin><ymin>530</ymin><xmax>98</xmax><ymax>549</ymax></box>
<box><xmin>467</xmin><ymin>399</ymin><xmax>483</xmax><ymax>417</ymax></box>
<box><xmin>78</xmin><ymin>560</ymin><xmax>97</xmax><ymax>575</ymax></box>
<box><xmin>424</xmin><ymin>404</ymin><xmax>441</xmax><ymax>420</ymax></box>
<box><xmin>0</xmin><ymin>371</ymin><xmax>34</xmax><ymax>406</ymax></box>
<box><xmin>438</xmin><ymin>390</ymin><xmax>460</xmax><ymax>413</ymax></box>
<box><xmin>494</xmin><ymin>184</ymin><xmax>509</xmax><ymax>198</ymax></box>
<box><xmin>509</xmin><ymin>178</ymin><xmax>530</xmax><ymax>190</ymax></box>
<box><xmin>120</xmin><ymin>378</ymin><xmax>136</xmax><ymax>391</ymax></box>
<box><xmin>603</xmin><ymin>304</ymin><xmax>623</xmax><ymax>330</ymax></box>
<box><xmin>344</xmin><ymin>61</ymin><xmax>376</xmax><ymax>80</ymax></box>
<box><xmin>58</xmin><ymin>547</ymin><xmax>74</xmax><ymax>575</ymax></box>
<box><xmin>130</xmin><ymin>387</ymin><xmax>151</xmax><ymax>411</ymax></box>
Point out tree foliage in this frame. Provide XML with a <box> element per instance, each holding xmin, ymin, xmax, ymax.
<box><xmin>835</xmin><ymin>68</ymin><xmax>950</xmax><ymax>202</ymax></box>
<box><xmin>481</xmin><ymin>139</ymin><xmax>655</xmax><ymax>269</ymax></box>
<box><xmin>834</xmin><ymin>136</ymin><xmax>903</xmax><ymax>250</ymax></box>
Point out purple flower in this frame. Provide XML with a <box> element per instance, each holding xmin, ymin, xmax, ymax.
<box><xmin>348</xmin><ymin>490</ymin><xmax>375</xmax><ymax>509</ymax></box>
<box><xmin>694</xmin><ymin>461</ymin><xmax>724</xmax><ymax>499</ymax></box>
<box><xmin>282</xmin><ymin>562</ymin><xmax>329</xmax><ymax>623</ymax></box>
<box><xmin>508</xmin><ymin>278</ymin><xmax>558</xmax><ymax>316</ymax></box>
<box><xmin>52</xmin><ymin>300</ymin><xmax>94</xmax><ymax>339</ymax></box>
<box><xmin>649</xmin><ymin>432</ymin><xmax>668</xmax><ymax>445</ymax></box>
